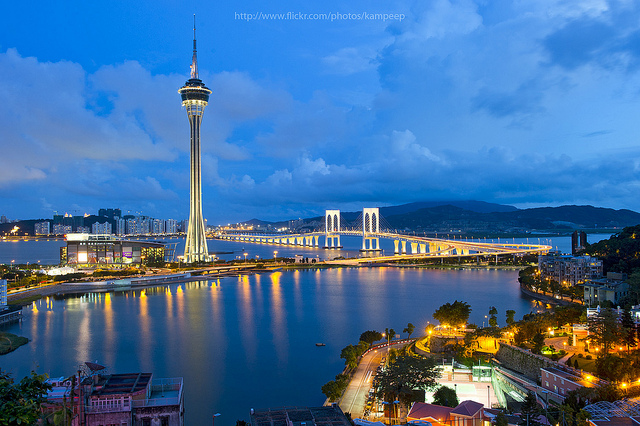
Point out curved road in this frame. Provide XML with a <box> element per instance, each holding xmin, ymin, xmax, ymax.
<box><xmin>339</xmin><ymin>340</ymin><xmax>415</xmax><ymax>418</ymax></box>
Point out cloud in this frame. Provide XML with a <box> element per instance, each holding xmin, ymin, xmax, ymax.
<box><xmin>322</xmin><ymin>47</ymin><xmax>378</xmax><ymax>75</ymax></box>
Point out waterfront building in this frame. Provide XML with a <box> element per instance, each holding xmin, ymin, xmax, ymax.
<box><xmin>250</xmin><ymin>405</ymin><xmax>351</xmax><ymax>426</ymax></box>
<box><xmin>77</xmin><ymin>226</ymin><xmax>91</xmax><ymax>234</ymax></box>
<box><xmin>127</xmin><ymin>217</ymin><xmax>151</xmax><ymax>235</ymax></box>
<box><xmin>151</xmin><ymin>218</ymin><xmax>165</xmax><ymax>234</ymax></box>
<box><xmin>582</xmin><ymin>272</ymin><xmax>629</xmax><ymax>306</ymax></box>
<box><xmin>92</xmin><ymin>221</ymin><xmax>113</xmax><ymax>235</ymax></box>
<box><xmin>116</xmin><ymin>218</ymin><xmax>126</xmax><ymax>236</ymax></box>
<box><xmin>538</xmin><ymin>252</ymin><xmax>603</xmax><ymax>286</ymax></box>
<box><xmin>53</xmin><ymin>224</ymin><xmax>73</xmax><ymax>235</ymax></box>
<box><xmin>44</xmin><ymin>370</ymin><xmax>184</xmax><ymax>426</ymax></box>
<box><xmin>34</xmin><ymin>221</ymin><xmax>51</xmax><ymax>235</ymax></box>
<box><xmin>179</xmin><ymin>19</ymin><xmax>210</xmax><ymax>263</ymax></box>
<box><xmin>165</xmin><ymin>219</ymin><xmax>178</xmax><ymax>234</ymax></box>
<box><xmin>61</xmin><ymin>233</ymin><xmax>165</xmax><ymax>266</ymax></box>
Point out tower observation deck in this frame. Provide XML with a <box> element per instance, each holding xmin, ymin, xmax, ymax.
<box><xmin>179</xmin><ymin>17</ymin><xmax>211</xmax><ymax>263</ymax></box>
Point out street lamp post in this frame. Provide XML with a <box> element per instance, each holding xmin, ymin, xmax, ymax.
<box><xmin>487</xmin><ymin>385</ymin><xmax>491</xmax><ymax>407</ymax></box>
<box><xmin>243</xmin><ymin>252</ymin><xmax>248</xmax><ymax>263</ymax></box>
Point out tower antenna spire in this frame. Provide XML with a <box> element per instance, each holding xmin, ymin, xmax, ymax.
<box><xmin>190</xmin><ymin>14</ymin><xmax>199</xmax><ymax>79</ymax></box>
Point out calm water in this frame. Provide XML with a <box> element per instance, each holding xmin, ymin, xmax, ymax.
<box><xmin>2</xmin><ymin>267</ymin><xmax>540</xmax><ymax>424</ymax></box>
<box><xmin>0</xmin><ymin>233</ymin><xmax>613</xmax><ymax>423</ymax></box>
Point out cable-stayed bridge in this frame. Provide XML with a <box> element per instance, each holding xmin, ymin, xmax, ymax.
<box><xmin>215</xmin><ymin>208</ymin><xmax>552</xmax><ymax>264</ymax></box>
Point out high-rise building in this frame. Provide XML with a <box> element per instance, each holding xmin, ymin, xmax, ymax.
<box><xmin>116</xmin><ymin>218</ymin><xmax>126</xmax><ymax>236</ymax></box>
<box><xmin>126</xmin><ymin>217</ymin><xmax>150</xmax><ymax>235</ymax></box>
<box><xmin>571</xmin><ymin>230</ymin><xmax>588</xmax><ymax>255</ymax></box>
<box><xmin>35</xmin><ymin>221</ymin><xmax>51</xmax><ymax>235</ymax></box>
<box><xmin>151</xmin><ymin>218</ymin><xmax>165</xmax><ymax>234</ymax></box>
<box><xmin>98</xmin><ymin>208</ymin><xmax>122</xmax><ymax>220</ymax></box>
<box><xmin>53</xmin><ymin>224</ymin><xmax>73</xmax><ymax>235</ymax></box>
<box><xmin>178</xmin><ymin>17</ymin><xmax>211</xmax><ymax>263</ymax></box>
<box><xmin>165</xmin><ymin>219</ymin><xmax>178</xmax><ymax>234</ymax></box>
<box><xmin>92</xmin><ymin>221</ymin><xmax>113</xmax><ymax>235</ymax></box>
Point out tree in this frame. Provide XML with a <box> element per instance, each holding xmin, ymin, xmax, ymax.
<box><xmin>0</xmin><ymin>370</ymin><xmax>52</xmax><ymax>426</ymax></box>
<box><xmin>360</xmin><ymin>330</ymin><xmax>383</xmax><ymax>346</ymax></box>
<box><xmin>340</xmin><ymin>345</ymin><xmax>359</xmax><ymax>369</ymax></box>
<box><xmin>321</xmin><ymin>381</ymin><xmax>342</xmax><ymax>402</ymax></box>
<box><xmin>432</xmin><ymin>385</ymin><xmax>458</xmax><ymax>407</ymax></box>
<box><xmin>620</xmin><ymin>309</ymin><xmax>637</xmax><ymax>351</ymax></box>
<box><xmin>587</xmin><ymin>308</ymin><xmax>623</xmax><ymax>354</ymax></box>
<box><xmin>385</xmin><ymin>328</ymin><xmax>397</xmax><ymax>344</ymax></box>
<box><xmin>506</xmin><ymin>310</ymin><xmax>516</xmax><ymax>325</ymax></box>
<box><xmin>433</xmin><ymin>301</ymin><xmax>471</xmax><ymax>328</ymax></box>
<box><xmin>489</xmin><ymin>306</ymin><xmax>498</xmax><ymax>327</ymax></box>
<box><xmin>518</xmin><ymin>391</ymin><xmax>542</xmax><ymax>426</ymax></box>
<box><xmin>532</xmin><ymin>332</ymin><xmax>545</xmax><ymax>354</ymax></box>
<box><xmin>595</xmin><ymin>354</ymin><xmax>630</xmax><ymax>382</ymax></box>
<box><xmin>403</xmin><ymin>323</ymin><xmax>415</xmax><ymax>338</ymax></box>
<box><xmin>321</xmin><ymin>374</ymin><xmax>349</xmax><ymax>402</ymax></box>
<box><xmin>549</xmin><ymin>279</ymin><xmax>561</xmax><ymax>298</ymax></box>
<box><xmin>375</xmin><ymin>354</ymin><xmax>439</xmax><ymax>407</ymax></box>
<box><xmin>495</xmin><ymin>411</ymin><xmax>509</xmax><ymax>426</ymax></box>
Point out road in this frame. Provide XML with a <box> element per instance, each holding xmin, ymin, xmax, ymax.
<box><xmin>339</xmin><ymin>340</ymin><xmax>414</xmax><ymax>418</ymax></box>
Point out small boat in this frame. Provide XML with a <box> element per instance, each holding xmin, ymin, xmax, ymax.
<box><xmin>315</xmin><ymin>343</ymin><xmax>326</xmax><ymax>347</ymax></box>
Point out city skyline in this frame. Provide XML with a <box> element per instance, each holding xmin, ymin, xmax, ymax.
<box><xmin>2</xmin><ymin>1</ymin><xmax>640</xmax><ymax>224</ymax></box>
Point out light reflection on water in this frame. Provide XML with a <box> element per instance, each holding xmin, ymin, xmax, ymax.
<box><xmin>3</xmin><ymin>267</ymin><xmax>548</xmax><ymax>424</ymax></box>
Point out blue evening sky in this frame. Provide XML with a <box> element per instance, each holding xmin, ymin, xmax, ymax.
<box><xmin>1</xmin><ymin>0</ymin><xmax>640</xmax><ymax>224</ymax></box>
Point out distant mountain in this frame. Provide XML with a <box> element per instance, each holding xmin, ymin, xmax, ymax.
<box><xmin>379</xmin><ymin>200</ymin><xmax>517</xmax><ymax>216</ymax></box>
<box><xmin>384</xmin><ymin>204</ymin><xmax>640</xmax><ymax>232</ymax></box>
<box><xmin>233</xmin><ymin>202</ymin><xmax>640</xmax><ymax>234</ymax></box>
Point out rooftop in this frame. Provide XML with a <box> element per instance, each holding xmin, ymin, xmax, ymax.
<box><xmin>91</xmin><ymin>372</ymin><xmax>152</xmax><ymax>397</ymax></box>
<box><xmin>250</xmin><ymin>405</ymin><xmax>351</xmax><ymax>426</ymax></box>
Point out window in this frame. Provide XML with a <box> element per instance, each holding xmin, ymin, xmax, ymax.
<box><xmin>545</xmin><ymin>381</ymin><xmax>549</xmax><ymax>387</ymax></box>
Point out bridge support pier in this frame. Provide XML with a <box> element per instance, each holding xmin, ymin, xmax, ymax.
<box><xmin>401</xmin><ymin>241</ymin><xmax>407</xmax><ymax>254</ymax></box>
<box><xmin>361</xmin><ymin>236</ymin><xmax>381</xmax><ymax>252</ymax></box>
<box><xmin>410</xmin><ymin>242</ymin><xmax>418</xmax><ymax>254</ymax></box>
<box><xmin>394</xmin><ymin>240</ymin><xmax>400</xmax><ymax>254</ymax></box>
<box><xmin>324</xmin><ymin>235</ymin><xmax>342</xmax><ymax>249</ymax></box>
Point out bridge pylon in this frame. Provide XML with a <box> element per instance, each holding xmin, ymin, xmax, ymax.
<box><xmin>360</xmin><ymin>207</ymin><xmax>382</xmax><ymax>251</ymax></box>
<box><xmin>324</xmin><ymin>210</ymin><xmax>342</xmax><ymax>249</ymax></box>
